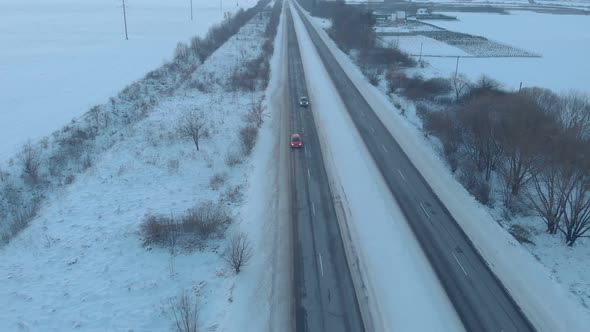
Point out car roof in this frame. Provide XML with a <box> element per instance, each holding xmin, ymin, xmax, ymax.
<box><xmin>291</xmin><ymin>133</ymin><xmax>300</xmax><ymax>138</ymax></box>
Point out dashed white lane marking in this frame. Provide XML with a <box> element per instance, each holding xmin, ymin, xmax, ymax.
<box><xmin>419</xmin><ymin>202</ymin><xmax>430</xmax><ymax>218</ymax></box>
<box><xmin>382</xmin><ymin>144</ymin><xmax>388</xmax><ymax>153</ymax></box>
<box><xmin>318</xmin><ymin>253</ymin><xmax>324</xmax><ymax>277</ymax></box>
<box><xmin>452</xmin><ymin>252</ymin><xmax>469</xmax><ymax>277</ymax></box>
<box><xmin>397</xmin><ymin>169</ymin><xmax>407</xmax><ymax>182</ymax></box>
<box><xmin>312</xmin><ymin>202</ymin><xmax>316</xmax><ymax>216</ymax></box>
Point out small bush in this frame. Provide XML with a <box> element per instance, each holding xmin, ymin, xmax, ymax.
<box><xmin>19</xmin><ymin>143</ymin><xmax>42</xmax><ymax>185</ymax></box>
<box><xmin>182</xmin><ymin>201</ymin><xmax>231</xmax><ymax>240</ymax></box>
<box><xmin>170</xmin><ymin>290</ymin><xmax>199</xmax><ymax>332</ymax></box>
<box><xmin>240</xmin><ymin>125</ymin><xmax>258</xmax><ymax>156</ymax></box>
<box><xmin>221</xmin><ymin>184</ymin><xmax>245</xmax><ymax>205</ymax></box>
<box><xmin>359</xmin><ymin>47</ymin><xmax>416</xmax><ymax>68</ymax></box>
<box><xmin>141</xmin><ymin>214</ymin><xmax>176</xmax><ymax>246</ymax></box>
<box><xmin>400</xmin><ymin>75</ymin><xmax>452</xmax><ymax>100</ymax></box>
<box><xmin>224</xmin><ymin>232</ymin><xmax>253</xmax><ymax>274</ymax></box>
<box><xmin>224</xmin><ymin>150</ymin><xmax>243</xmax><ymax>167</ymax></box>
<box><xmin>209</xmin><ymin>172</ymin><xmax>227</xmax><ymax>191</ymax></box>
<box><xmin>459</xmin><ymin>170</ymin><xmax>492</xmax><ymax>206</ymax></box>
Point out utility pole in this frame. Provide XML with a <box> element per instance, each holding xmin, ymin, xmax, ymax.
<box><xmin>418</xmin><ymin>42</ymin><xmax>423</xmax><ymax>63</ymax></box>
<box><xmin>122</xmin><ymin>0</ymin><xmax>129</xmax><ymax>40</ymax></box>
<box><xmin>519</xmin><ymin>82</ymin><xmax>523</xmax><ymax>92</ymax></box>
<box><xmin>190</xmin><ymin>0</ymin><xmax>193</xmax><ymax>20</ymax></box>
<box><xmin>454</xmin><ymin>56</ymin><xmax>460</xmax><ymax>79</ymax></box>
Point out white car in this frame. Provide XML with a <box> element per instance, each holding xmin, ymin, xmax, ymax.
<box><xmin>299</xmin><ymin>96</ymin><xmax>309</xmax><ymax>107</ymax></box>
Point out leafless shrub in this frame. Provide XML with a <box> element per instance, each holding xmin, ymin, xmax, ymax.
<box><xmin>221</xmin><ymin>184</ymin><xmax>245</xmax><ymax>205</ymax></box>
<box><xmin>359</xmin><ymin>47</ymin><xmax>416</xmax><ymax>68</ymax></box>
<box><xmin>189</xmin><ymin>79</ymin><xmax>210</xmax><ymax>93</ymax></box>
<box><xmin>360</xmin><ymin>65</ymin><xmax>381</xmax><ymax>86</ymax></box>
<box><xmin>209</xmin><ymin>172</ymin><xmax>227</xmax><ymax>191</ymax></box>
<box><xmin>244</xmin><ymin>97</ymin><xmax>266</xmax><ymax>128</ymax></box>
<box><xmin>174</xmin><ymin>43</ymin><xmax>190</xmax><ymax>63</ymax></box>
<box><xmin>224</xmin><ymin>232</ymin><xmax>253</xmax><ymax>274</ymax></box>
<box><xmin>182</xmin><ymin>201</ymin><xmax>231</xmax><ymax>240</ymax></box>
<box><xmin>224</xmin><ymin>150</ymin><xmax>243</xmax><ymax>167</ymax></box>
<box><xmin>0</xmin><ymin>167</ymin><xmax>8</xmax><ymax>182</ymax></box>
<box><xmin>239</xmin><ymin>125</ymin><xmax>258</xmax><ymax>156</ymax></box>
<box><xmin>170</xmin><ymin>290</ymin><xmax>199</xmax><ymax>332</ymax></box>
<box><xmin>9</xmin><ymin>199</ymin><xmax>41</xmax><ymax>236</ymax></box>
<box><xmin>451</xmin><ymin>74</ymin><xmax>470</xmax><ymax>102</ymax></box>
<box><xmin>422</xmin><ymin>109</ymin><xmax>462</xmax><ymax>172</ymax></box>
<box><xmin>19</xmin><ymin>143</ymin><xmax>42</xmax><ymax>185</ymax></box>
<box><xmin>178</xmin><ymin>111</ymin><xmax>208</xmax><ymax>151</ymax></box>
<box><xmin>459</xmin><ymin>164</ymin><xmax>492</xmax><ymax>206</ymax></box>
<box><xmin>227</xmin><ymin>56</ymin><xmax>264</xmax><ymax>91</ymax></box>
<box><xmin>140</xmin><ymin>214</ymin><xmax>176</xmax><ymax>247</ymax></box>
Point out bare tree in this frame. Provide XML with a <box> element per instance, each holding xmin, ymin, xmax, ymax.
<box><xmin>19</xmin><ymin>143</ymin><xmax>42</xmax><ymax>185</ymax></box>
<box><xmin>178</xmin><ymin>111</ymin><xmax>208</xmax><ymax>151</ymax></box>
<box><xmin>170</xmin><ymin>290</ymin><xmax>199</xmax><ymax>332</ymax></box>
<box><xmin>451</xmin><ymin>74</ymin><xmax>470</xmax><ymax>102</ymax></box>
<box><xmin>559</xmin><ymin>91</ymin><xmax>590</xmax><ymax>141</ymax></box>
<box><xmin>458</xmin><ymin>95</ymin><xmax>504</xmax><ymax>181</ymax></box>
<box><xmin>523</xmin><ymin>143</ymin><xmax>568</xmax><ymax>234</ymax></box>
<box><xmin>559</xmin><ymin>168</ymin><xmax>590</xmax><ymax>246</ymax></box>
<box><xmin>244</xmin><ymin>97</ymin><xmax>266</xmax><ymax>128</ymax></box>
<box><xmin>225</xmin><ymin>232</ymin><xmax>252</xmax><ymax>274</ymax></box>
<box><xmin>497</xmin><ymin>94</ymin><xmax>555</xmax><ymax>200</ymax></box>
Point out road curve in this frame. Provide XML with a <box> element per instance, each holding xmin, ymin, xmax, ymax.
<box><xmin>291</xmin><ymin>2</ymin><xmax>536</xmax><ymax>331</ymax></box>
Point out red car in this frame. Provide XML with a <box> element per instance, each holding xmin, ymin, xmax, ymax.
<box><xmin>290</xmin><ymin>134</ymin><xmax>302</xmax><ymax>148</ymax></box>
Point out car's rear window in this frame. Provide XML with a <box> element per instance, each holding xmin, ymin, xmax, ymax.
<box><xmin>292</xmin><ymin>137</ymin><xmax>301</xmax><ymax>142</ymax></box>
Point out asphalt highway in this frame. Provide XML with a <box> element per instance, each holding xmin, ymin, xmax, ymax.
<box><xmin>285</xmin><ymin>7</ymin><xmax>365</xmax><ymax>332</ymax></box>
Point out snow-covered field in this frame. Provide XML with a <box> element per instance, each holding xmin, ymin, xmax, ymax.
<box><xmin>411</xmin><ymin>0</ymin><xmax>590</xmax><ymax>10</ymax></box>
<box><xmin>302</xmin><ymin>4</ymin><xmax>590</xmax><ymax>330</ymax></box>
<box><xmin>417</xmin><ymin>11</ymin><xmax>590</xmax><ymax>93</ymax></box>
<box><xmin>0</xmin><ymin>0</ymin><xmax>257</xmax><ymax>162</ymax></box>
<box><xmin>0</xmin><ymin>7</ymin><xmax>278</xmax><ymax>330</ymax></box>
<box><xmin>379</xmin><ymin>35</ymin><xmax>470</xmax><ymax>56</ymax></box>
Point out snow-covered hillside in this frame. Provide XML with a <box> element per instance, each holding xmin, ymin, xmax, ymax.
<box><xmin>0</xmin><ymin>3</ymin><xmax>282</xmax><ymax>330</ymax></box>
<box><xmin>0</xmin><ymin>0</ymin><xmax>258</xmax><ymax>162</ymax></box>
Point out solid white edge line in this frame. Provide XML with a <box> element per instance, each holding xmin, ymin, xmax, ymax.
<box><xmin>452</xmin><ymin>252</ymin><xmax>469</xmax><ymax>277</ymax></box>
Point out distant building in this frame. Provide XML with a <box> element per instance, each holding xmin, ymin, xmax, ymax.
<box><xmin>416</xmin><ymin>8</ymin><xmax>430</xmax><ymax>16</ymax></box>
<box><xmin>395</xmin><ymin>11</ymin><xmax>406</xmax><ymax>22</ymax></box>
<box><xmin>372</xmin><ymin>11</ymin><xmax>392</xmax><ymax>25</ymax></box>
